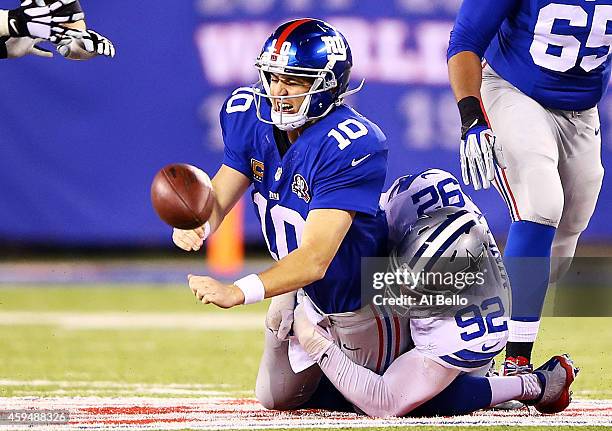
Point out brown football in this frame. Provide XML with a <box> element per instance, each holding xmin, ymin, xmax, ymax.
<box><xmin>150</xmin><ymin>163</ymin><xmax>214</xmax><ymax>229</ymax></box>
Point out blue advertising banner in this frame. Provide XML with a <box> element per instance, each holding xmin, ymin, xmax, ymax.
<box><xmin>0</xmin><ymin>0</ymin><xmax>611</xmax><ymax>246</ymax></box>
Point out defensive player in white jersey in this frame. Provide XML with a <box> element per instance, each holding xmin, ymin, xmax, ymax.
<box><xmin>447</xmin><ymin>0</ymin><xmax>607</xmax><ymax>373</ymax></box>
<box><xmin>0</xmin><ymin>0</ymin><xmax>114</xmax><ymax>60</ymax></box>
<box><xmin>293</xmin><ymin>169</ymin><xmax>578</xmax><ymax>417</ymax></box>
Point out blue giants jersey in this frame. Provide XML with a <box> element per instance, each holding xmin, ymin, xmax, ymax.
<box><xmin>220</xmin><ymin>87</ymin><xmax>389</xmax><ymax>314</ymax></box>
<box><xmin>448</xmin><ymin>0</ymin><xmax>612</xmax><ymax>110</ymax></box>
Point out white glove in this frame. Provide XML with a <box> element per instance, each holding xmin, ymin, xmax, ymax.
<box><xmin>265</xmin><ymin>291</ymin><xmax>297</xmax><ymax>342</ymax></box>
<box><xmin>3</xmin><ymin>36</ymin><xmax>52</xmax><ymax>58</ymax></box>
<box><xmin>56</xmin><ymin>29</ymin><xmax>115</xmax><ymax>60</ymax></box>
<box><xmin>460</xmin><ymin>123</ymin><xmax>506</xmax><ymax>190</ymax></box>
<box><xmin>172</xmin><ymin>223</ymin><xmax>210</xmax><ymax>251</ymax></box>
<box><xmin>293</xmin><ymin>303</ymin><xmax>333</xmax><ymax>361</ymax></box>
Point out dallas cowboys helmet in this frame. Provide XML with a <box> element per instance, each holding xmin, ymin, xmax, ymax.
<box><xmin>254</xmin><ymin>18</ymin><xmax>361</xmax><ymax>131</ymax></box>
<box><xmin>387</xmin><ymin>207</ymin><xmax>498</xmax><ymax>317</ymax></box>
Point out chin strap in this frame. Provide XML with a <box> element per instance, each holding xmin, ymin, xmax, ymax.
<box><xmin>335</xmin><ymin>79</ymin><xmax>365</xmax><ymax>104</ymax></box>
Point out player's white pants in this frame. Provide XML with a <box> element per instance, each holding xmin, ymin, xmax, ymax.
<box><xmin>481</xmin><ymin>64</ymin><xmax>604</xmax><ymax>279</ymax></box>
<box><xmin>255</xmin><ymin>329</ymin><xmax>323</xmax><ymax>410</ymax></box>
<box><xmin>255</xmin><ymin>300</ymin><xmax>411</xmax><ymax>410</ymax></box>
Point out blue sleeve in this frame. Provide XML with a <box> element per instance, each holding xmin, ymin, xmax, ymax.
<box><xmin>310</xmin><ymin>146</ymin><xmax>387</xmax><ymax>216</ymax></box>
<box><xmin>219</xmin><ymin>94</ymin><xmax>254</xmax><ymax>180</ymax></box>
<box><xmin>447</xmin><ymin>0</ymin><xmax>519</xmax><ymax>60</ymax></box>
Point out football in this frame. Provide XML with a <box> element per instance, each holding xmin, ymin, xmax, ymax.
<box><xmin>150</xmin><ymin>163</ymin><xmax>214</xmax><ymax>230</ymax></box>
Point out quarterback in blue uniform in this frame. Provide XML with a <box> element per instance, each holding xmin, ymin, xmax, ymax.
<box><xmin>187</xmin><ymin>19</ymin><xmax>389</xmax><ymax>314</ymax></box>
<box><xmin>448</xmin><ymin>0</ymin><xmax>607</xmax><ymax>374</ymax></box>
<box><xmin>174</xmin><ymin>18</ymin><xmax>408</xmax><ymax>410</ymax></box>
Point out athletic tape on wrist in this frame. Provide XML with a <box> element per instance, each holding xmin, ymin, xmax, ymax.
<box><xmin>234</xmin><ymin>274</ymin><xmax>265</xmax><ymax>305</ymax></box>
<box><xmin>202</xmin><ymin>222</ymin><xmax>211</xmax><ymax>241</ymax></box>
<box><xmin>458</xmin><ymin>96</ymin><xmax>488</xmax><ymax>138</ymax></box>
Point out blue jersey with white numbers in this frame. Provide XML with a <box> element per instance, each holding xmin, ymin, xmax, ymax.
<box><xmin>220</xmin><ymin>88</ymin><xmax>389</xmax><ymax>314</ymax></box>
<box><xmin>448</xmin><ymin>0</ymin><xmax>612</xmax><ymax>110</ymax></box>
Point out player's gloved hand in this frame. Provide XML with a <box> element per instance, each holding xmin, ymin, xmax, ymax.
<box><xmin>293</xmin><ymin>303</ymin><xmax>333</xmax><ymax>361</ymax></box>
<box><xmin>56</xmin><ymin>29</ymin><xmax>115</xmax><ymax>60</ymax></box>
<box><xmin>0</xmin><ymin>36</ymin><xmax>52</xmax><ymax>58</ymax></box>
<box><xmin>0</xmin><ymin>0</ymin><xmax>84</xmax><ymax>40</ymax></box>
<box><xmin>265</xmin><ymin>291</ymin><xmax>296</xmax><ymax>342</ymax></box>
<box><xmin>172</xmin><ymin>223</ymin><xmax>210</xmax><ymax>251</ymax></box>
<box><xmin>458</xmin><ymin>96</ymin><xmax>506</xmax><ymax>190</ymax></box>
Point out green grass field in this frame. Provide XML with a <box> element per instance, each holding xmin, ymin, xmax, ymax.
<box><xmin>1</xmin><ymin>285</ymin><xmax>611</xmax><ymax>430</ymax></box>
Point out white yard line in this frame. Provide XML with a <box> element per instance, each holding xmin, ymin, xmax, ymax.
<box><xmin>0</xmin><ymin>397</ymin><xmax>610</xmax><ymax>429</ymax></box>
<box><xmin>0</xmin><ymin>312</ymin><xmax>264</xmax><ymax>330</ymax></box>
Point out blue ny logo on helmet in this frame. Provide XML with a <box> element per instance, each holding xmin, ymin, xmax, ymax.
<box><xmin>254</xmin><ymin>18</ymin><xmax>363</xmax><ymax>131</ymax></box>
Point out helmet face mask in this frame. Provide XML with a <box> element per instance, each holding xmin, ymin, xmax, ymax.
<box><xmin>253</xmin><ymin>18</ymin><xmax>358</xmax><ymax>131</ymax></box>
<box><xmin>254</xmin><ymin>67</ymin><xmax>336</xmax><ymax>131</ymax></box>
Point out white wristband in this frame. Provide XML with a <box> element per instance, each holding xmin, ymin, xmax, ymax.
<box><xmin>234</xmin><ymin>274</ymin><xmax>265</xmax><ymax>305</ymax></box>
<box><xmin>202</xmin><ymin>222</ymin><xmax>211</xmax><ymax>241</ymax></box>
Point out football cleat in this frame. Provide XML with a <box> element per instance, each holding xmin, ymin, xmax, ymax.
<box><xmin>503</xmin><ymin>355</ymin><xmax>534</xmax><ymax>376</ymax></box>
<box><xmin>526</xmin><ymin>354</ymin><xmax>579</xmax><ymax>414</ymax></box>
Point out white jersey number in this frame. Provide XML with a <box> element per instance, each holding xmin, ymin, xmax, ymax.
<box><xmin>328</xmin><ymin>119</ymin><xmax>369</xmax><ymax>150</ymax></box>
<box><xmin>226</xmin><ymin>87</ymin><xmax>255</xmax><ymax>114</ymax></box>
<box><xmin>530</xmin><ymin>4</ymin><xmax>612</xmax><ymax>72</ymax></box>
<box><xmin>253</xmin><ymin>192</ymin><xmax>305</xmax><ymax>260</ymax></box>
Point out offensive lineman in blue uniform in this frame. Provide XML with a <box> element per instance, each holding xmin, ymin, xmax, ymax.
<box><xmin>447</xmin><ymin>0</ymin><xmax>607</xmax><ymax>374</ymax></box>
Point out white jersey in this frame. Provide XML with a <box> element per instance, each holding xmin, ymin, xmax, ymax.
<box><xmin>382</xmin><ymin>169</ymin><xmax>510</xmax><ymax>372</ymax></box>
<box><xmin>382</xmin><ymin>169</ymin><xmax>488</xmax><ymax>244</ymax></box>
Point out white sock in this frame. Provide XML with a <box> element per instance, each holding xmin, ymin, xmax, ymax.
<box><xmin>488</xmin><ymin>376</ymin><xmax>523</xmax><ymax>406</ymax></box>
<box><xmin>508</xmin><ymin>319</ymin><xmax>541</xmax><ymax>343</ymax></box>
<box><xmin>487</xmin><ymin>374</ymin><xmax>543</xmax><ymax>406</ymax></box>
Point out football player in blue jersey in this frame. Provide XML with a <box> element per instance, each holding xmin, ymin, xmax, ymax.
<box><xmin>0</xmin><ymin>0</ymin><xmax>114</xmax><ymax>60</ymax></box>
<box><xmin>173</xmin><ymin>18</ymin><xmax>412</xmax><ymax>410</ymax></box>
<box><xmin>447</xmin><ymin>0</ymin><xmax>607</xmax><ymax>375</ymax></box>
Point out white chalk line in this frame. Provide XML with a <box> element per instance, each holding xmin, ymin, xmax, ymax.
<box><xmin>0</xmin><ymin>312</ymin><xmax>265</xmax><ymax>330</ymax></box>
<box><xmin>0</xmin><ymin>380</ymin><xmax>236</xmax><ymax>389</ymax></box>
<box><xmin>0</xmin><ymin>380</ymin><xmax>250</xmax><ymax>397</ymax></box>
<box><xmin>3</xmin><ymin>380</ymin><xmax>609</xmax><ymax>400</ymax></box>
<box><xmin>0</xmin><ymin>397</ymin><xmax>610</xmax><ymax>429</ymax></box>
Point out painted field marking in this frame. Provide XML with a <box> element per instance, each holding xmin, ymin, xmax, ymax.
<box><xmin>0</xmin><ymin>397</ymin><xmax>610</xmax><ymax>429</ymax></box>
<box><xmin>0</xmin><ymin>312</ymin><xmax>265</xmax><ymax>330</ymax></box>
<box><xmin>0</xmin><ymin>380</ymin><xmax>249</xmax><ymax>397</ymax></box>
<box><xmin>4</xmin><ymin>380</ymin><xmax>611</xmax><ymax>399</ymax></box>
